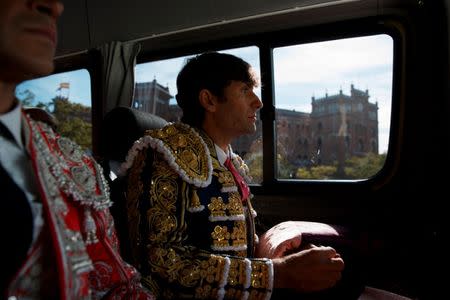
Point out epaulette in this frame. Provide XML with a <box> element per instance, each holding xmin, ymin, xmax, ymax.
<box><xmin>122</xmin><ymin>123</ymin><xmax>212</xmax><ymax>188</ymax></box>
<box><xmin>26</xmin><ymin>115</ymin><xmax>112</xmax><ymax>212</ymax></box>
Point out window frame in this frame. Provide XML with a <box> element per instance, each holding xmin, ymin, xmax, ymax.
<box><xmin>258</xmin><ymin>18</ymin><xmax>404</xmax><ymax>195</ymax></box>
<box><xmin>131</xmin><ymin>16</ymin><xmax>406</xmax><ymax>196</ymax></box>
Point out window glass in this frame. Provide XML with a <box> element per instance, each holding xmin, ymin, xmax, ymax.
<box><xmin>15</xmin><ymin>69</ymin><xmax>92</xmax><ymax>151</ymax></box>
<box><xmin>273</xmin><ymin>34</ymin><xmax>393</xmax><ymax>180</ymax></box>
<box><xmin>134</xmin><ymin>46</ymin><xmax>263</xmax><ymax>183</ymax></box>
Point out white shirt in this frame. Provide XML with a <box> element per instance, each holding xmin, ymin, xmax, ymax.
<box><xmin>215</xmin><ymin>144</ymin><xmax>228</xmax><ymax>166</ymax></box>
<box><xmin>215</xmin><ymin>144</ymin><xmax>238</xmax><ymax>167</ymax></box>
<box><xmin>0</xmin><ymin>103</ymin><xmax>43</xmax><ymax>243</ymax></box>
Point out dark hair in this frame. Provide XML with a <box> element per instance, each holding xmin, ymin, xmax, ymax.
<box><xmin>176</xmin><ymin>52</ymin><xmax>257</xmax><ymax>127</ymax></box>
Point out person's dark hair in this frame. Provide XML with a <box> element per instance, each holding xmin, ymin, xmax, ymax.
<box><xmin>176</xmin><ymin>52</ymin><xmax>258</xmax><ymax>127</ymax></box>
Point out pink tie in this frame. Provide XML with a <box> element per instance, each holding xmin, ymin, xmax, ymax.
<box><xmin>224</xmin><ymin>157</ymin><xmax>250</xmax><ymax>202</ymax></box>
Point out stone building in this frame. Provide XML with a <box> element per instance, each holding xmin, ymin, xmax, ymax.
<box><xmin>309</xmin><ymin>84</ymin><xmax>379</xmax><ymax>165</ymax></box>
<box><xmin>133</xmin><ymin>79</ymin><xmax>173</xmax><ymax>120</ymax></box>
<box><xmin>133</xmin><ymin>80</ymin><xmax>378</xmax><ymax>167</ymax></box>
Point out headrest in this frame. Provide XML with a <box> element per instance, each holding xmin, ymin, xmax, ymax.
<box><xmin>101</xmin><ymin>106</ymin><xmax>168</xmax><ymax>161</ymax></box>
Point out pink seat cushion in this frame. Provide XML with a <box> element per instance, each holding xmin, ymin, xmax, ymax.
<box><xmin>256</xmin><ymin>221</ymin><xmax>341</xmax><ymax>258</ymax></box>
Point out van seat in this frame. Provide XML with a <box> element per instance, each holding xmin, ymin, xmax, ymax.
<box><xmin>101</xmin><ymin>106</ymin><xmax>168</xmax><ymax>263</ymax></box>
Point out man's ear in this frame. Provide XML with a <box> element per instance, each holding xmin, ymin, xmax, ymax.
<box><xmin>199</xmin><ymin>89</ymin><xmax>217</xmax><ymax>112</ymax></box>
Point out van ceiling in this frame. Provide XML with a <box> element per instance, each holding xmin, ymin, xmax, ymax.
<box><xmin>56</xmin><ymin>0</ymin><xmax>423</xmax><ymax>57</ymax></box>
<box><xmin>56</xmin><ymin>0</ymin><xmax>380</xmax><ymax>57</ymax></box>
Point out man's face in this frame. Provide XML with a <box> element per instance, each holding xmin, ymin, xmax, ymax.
<box><xmin>214</xmin><ymin>80</ymin><xmax>263</xmax><ymax>139</ymax></box>
<box><xmin>0</xmin><ymin>0</ymin><xmax>64</xmax><ymax>83</ymax></box>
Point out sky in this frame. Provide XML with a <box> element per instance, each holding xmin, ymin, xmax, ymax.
<box><xmin>16</xmin><ymin>34</ymin><xmax>393</xmax><ymax>153</ymax></box>
<box><xmin>16</xmin><ymin>69</ymin><xmax>91</xmax><ymax>106</ymax></box>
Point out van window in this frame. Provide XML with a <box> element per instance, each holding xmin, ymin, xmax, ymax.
<box><xmin>134</xmin><ymin>46</ymin><xmax>263</xmax><ymax>183</ymax></box>
<box><xmin>273</xmin><ymin>34</ymin><xmax>393</xmax><ymax>180</ymax></box>
<box><xmin>15</xmin><ymin>69</ymin><xmax>92</xmax><ymax>151</ymax></box>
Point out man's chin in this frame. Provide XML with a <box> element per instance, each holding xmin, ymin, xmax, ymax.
<box><xmin>243</xmin><ymin>126</ymin><xmax>257</xmax><ymax>135</ymax></box>
<box><xmin>19</xmin><ymin>61</ymin><xmax>54</xmax><ymax>81</ymax></box>
<box><xmin>31</xmin><ymin>60</ymin><xmax>54</xmax><ymax>75</ymax></box>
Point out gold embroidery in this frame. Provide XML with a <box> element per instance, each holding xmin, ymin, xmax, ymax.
<box><xmin>231</xmin><ymin>221</ymin><xmax>246</xmax><ymax>248</ymax></box>
<box><xmin>211</xmin><ymin>225</ymin><xmax>231</xmax><ymax>249</ymax></box>
<box><xmin>128</xmin><ymin>146</ymin><xmax>233</xmax><ymax>297</ymax></box>
<box><xmin>218</xmin><ymin>170</ymin><xmax>235</xmax><ymax>187</ymax></box>
<box><xmin>197</xmin><ymin>129</ymin><xmax>216</xmax><ymax>155</ymax></box>
<box><xmin>251</xmin><ymin>261</ymin><xmax>271</xmax><ymax>289</ymax></box>
<box><xmin>208</xmin><ymin>197</ymin><xmax>226</xmax><ymax>218</ymax></box>
<box><xmin>199</xmin><ymin>256</ymin><xmax>227</xmax><ymax>283</ymax></box>
<box><xmin>147</xmin><ymin>208</ymin><xmax>177</xmax><ymax>242</ymax></box>
<box><xmin>126</xmin><ymin>125</ymin><xmax>274</xmax><ymax>298</ymax></box>
<box><xmin>165</xmin><ymin>248</ymin><xmax>184</xmax><ymax>282</ymax></box>
<box><xmin>147</xmin><ymin>158</ymin><xmax>179</xmax><ymax>243</ymax></box>
<box><xmin>210</xmin><ymin>221</ymin><xmax>247</xmax><ymax>251</ymax></box>
<box><xmin>212</xmin><ymin>158</ymin><xmax>221</xmax><ymax>170</ymax></box>
<box><xmin>232</xmin><ymin>155</ymin><xmax>253</xmax><ymax>183</ymax></box>
<box><xmin>180</xmin><ymin>150</ymin><xmax>198</xmax><ymax>170</ymax></box>
<box><xmin>228</xmin><ymin>259</ymin><xmax>249</xmax><ymax>286</ymax></box>
<box><xmin>225</xmin><ymin>288</ymin><xmax>245</xmax><ymax>299</ymax></box>
<box><xmin>195</xmin><ymin>255</ymin><xmax>229</xmax><ymax>299</ymax></box>
<box><xmin>148</xmin><ymin>123</ymin><xmax>210</xmax><ymax>182</ymax></box>
<box><xmin>190</xmin><ymin>188</ymin><xmax>202</xmax><ymax>210</ymax></box>
<box><xmin>227</xmin><ymin>192</ymin><xmax>244</xmax><ymax>216</ymax></box>
<box><xmin>126</xmin><ymin>149</ymin><xmax>147</xmax><ymax>266</ymax></box>
<box><xmin>208</xmin><ymin>178</ymin><xmax>244</xmax><ymax>220</ymax></box>
<box><xmin>249</xmin><ymin>289</ymin><xmax>269</xmax><ymax>300</ymax></box>
<box><xmin>175</xmin><ymin>134</ymin><xmax>187</xmax><ymax>147</ymax></box>
<box><xmin>195</xmin><ymin>285</ymin><xmax>216</xmax><ymax>299</ymax></box>
<box><xmin>149</xmin><ymin>248</ymin><xmax>184</xmax><ymax>282</ymax></box>
<box><xmin>127</xmin><ymin>151</ymin><xmax>146</xmax><ymax>210</ymax></box>
<box><xmin>179</xmin><ymin>264</ymin><xmax>201</xmax><ymax>287</ymax></box>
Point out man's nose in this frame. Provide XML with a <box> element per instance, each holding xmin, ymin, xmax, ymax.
<box><xmin>254</xmin><ymin>94</ymin><xmax>263</xmax><ymax>109</ymax></box>
<box><xmin>31</xmin><ymin>0</ymin><xmax>64</xmax><ymax>20</ymax></box>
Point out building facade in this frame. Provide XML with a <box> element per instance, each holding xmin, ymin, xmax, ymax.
<box><xmin>310</xmin><ymin>84</ymin><xmax>379</xmax><ymax>164</ymax></box>
<box><xmin>133</xmin><ymin>80</ymin><xmax>173</xmax><ymax>120</ymax></box>
<box><xmin>134</xmin><ymin>81</ymin><xmax>378</xmax><ymax>167</ymax></box>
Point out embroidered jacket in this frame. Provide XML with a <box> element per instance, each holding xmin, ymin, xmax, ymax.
<box><xmin>5</xmin><ymin>112</ymin><xmax>155</xmax><ymax>300</ymax></box>
<box><xmin>124</xmin><ymin>123</ymin><xmax>273</xmax><ymax>299</ymax></box>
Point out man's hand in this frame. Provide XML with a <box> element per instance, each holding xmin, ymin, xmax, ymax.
<box><xmin>272</xmin><ymin>245</ymin><xmax>344</xmax><ymax>293</ymax></box>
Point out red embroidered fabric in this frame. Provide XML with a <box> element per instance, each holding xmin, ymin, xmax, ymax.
<box><xmin>224</xmin><ymin>157</ymin><xmax>250</xmax><ymax>202</ymax></box>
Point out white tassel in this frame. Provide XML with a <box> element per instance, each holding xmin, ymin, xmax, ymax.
<box><xmin>83</xmin><ymin>208</ymin><xmax>98</xmax><ymax>244</ymax></box>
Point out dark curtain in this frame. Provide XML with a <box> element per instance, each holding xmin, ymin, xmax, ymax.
<box><xmin>98</xmin><ymin>41</ymin><xmax>141</xmax><ymax>117</ymax></box>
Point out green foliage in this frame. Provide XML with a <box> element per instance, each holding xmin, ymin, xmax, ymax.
<box><xmin>296</xmin><ymin>165</ymin><xmax>337</xmax><ymax>179</ymax></box>
<box><xmin>17</xmin><ymin>85</ymin><xmax>92</xmax><ymax>150</ymax></box>
<box><xmin>294</xmin><ymin>153</ymin><xmax>386</xmax><ymax>179</ymax></box>
<box><xmin>277</xmin><ymin>153</ymin><xmax>297</xmax><ymax>179</ymax></box>
<box><xmin>51</xmin><ymin>96</ymin><xmax>92</xmax><ymax>150</ymax></box>
<box><xmin>344</xmin><ymin>152</ymin><xmax>387</xmax><ymax>179</ymax></box>
<box><xmin>245</xmin><ymin>152</ymin><xmax>263</xmax><ymax>184</ymax></box>
<box><xmin>35</xmin><ymin>102</ymin><xmax>48</xmax><ymax>109</ymax></box>
<box><xmin>57</xmin><ymin>116</ymin><xmax>92</xmax><ymax>150</ymax></box>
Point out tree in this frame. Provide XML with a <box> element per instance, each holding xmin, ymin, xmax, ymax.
<box><xmin>244</xmin><ymin>151</ymin><xmax>263</xmax><ymax>184</ymax></box>
<box><xmin>57</xmin><ymin>117</ymin><xmax>92</xmax><ymax>150</ymax></box>
<box><xmin>51</xmin><ymin>96</ymin><xmax>92</xmax><ymax>150</ymax></box>
<box><xmin>277</xmin><ymin>153</ymin><xmax>297</xmax><ymax>179</ymax></box>
<box><xmin>16</xmin><ymin>87</ymin><xmax>92</xmax><ymax>150</ymax></box>
<box><xmin>296</xmin><ymin>165</ymin><xmax>337</xmax><ymax>179</ymax></box>
<box><xmin>16</xmin><ymin>89</ymin><xmax>36</xmax><ymax>107</ymax></box>
<box><xmin>344</xmin><ymin>153</ymin><xmax>387</xmax><ymax>179</ymax></box>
